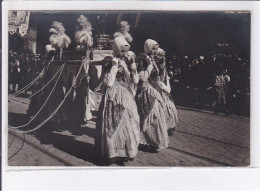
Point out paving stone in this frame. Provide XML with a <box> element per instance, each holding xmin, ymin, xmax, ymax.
<box><xmin>8</xmin><ymin>97</ymin><xmax>250</xmax><ymax>167</ymax></box>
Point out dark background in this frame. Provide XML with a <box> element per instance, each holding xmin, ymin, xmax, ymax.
<box><xmin>10</xmin><ymin>11</ymin><xmax>250</xmax><ymax>59</ymax></box>
<box><xmin>7</xmin><ymin>10</ymin><xmax>251</xmax><ymax>117</ymax></box>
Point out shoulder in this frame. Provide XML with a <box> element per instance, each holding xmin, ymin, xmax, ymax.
<box><xmin>113</xmin><ymin>32</ymin><xmax>124</xmax><ymax>38</ymax></box>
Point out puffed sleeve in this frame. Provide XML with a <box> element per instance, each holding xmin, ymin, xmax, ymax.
<box><xmin>103</xmin><ymin>65</ymin><xmax>118</xmax><ymax>87</ymax></box>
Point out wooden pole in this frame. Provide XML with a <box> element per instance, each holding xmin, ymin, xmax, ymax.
<box><xmin>135</xmin><ymin>13</ymin><xmax>141</xmax><ymax>29</ymax></box>
<box><xmin>116</xmin><ymin>13</ymin><xmax>123</xmax><ymax>26</ymax></box>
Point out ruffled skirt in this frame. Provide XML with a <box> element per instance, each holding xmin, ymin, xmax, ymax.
<box><xmin>161</xmin><ymin>91</ymin><xmax>178</xmax><ymax>129</ymax></box>
<box><xmin>96</xmin><ymin>81</ymin><xmax>140</xmax><ymax>159</ymax></box>
<box><xmin>136</xmin><ymin>83</ymin><xmax>169</xmax><ymax>149</ymax></box>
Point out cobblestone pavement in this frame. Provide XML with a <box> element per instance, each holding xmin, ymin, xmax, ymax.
<box><xmin>8</xmin><ymin>132</ymin><xmax>66</xmax><ymax>166</ymax></box>
<box><xmin>7</xmin><ymin>96</ymin><xmax>250</xmax><ymax>167</ymax></box>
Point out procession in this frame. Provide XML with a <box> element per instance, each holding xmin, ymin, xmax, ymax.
<box><xmin>8</xmin><ymin>11</ymin><xmax>250</xmax><ymax>167</ymax></box>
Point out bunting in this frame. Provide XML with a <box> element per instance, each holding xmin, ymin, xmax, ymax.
<box><xmin>8</xmin><ymin>11</ymin><xmax>30</xmax><ymax>37</ymax></box>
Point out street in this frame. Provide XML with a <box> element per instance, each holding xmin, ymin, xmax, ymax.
<box><xmin>8</xmin><ymin>96</ymin><xmax>250</xmax><ymax>167</ymax></box>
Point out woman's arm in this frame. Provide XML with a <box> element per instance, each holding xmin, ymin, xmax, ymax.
<box><xmin>129</xmin><ymin>62</ymin><xmax>139</xmax><ymax>84</ymax></box>
<box><xmin>103</xmin><ymin>58</ymin><xmax>119</xmax><ymax>87</ymax></box>
<box><xmin>160</xmin><ymin>75</ymin><xmax>171</xmax><ymax>93</ymax></box>
<box><xmin>139</xmin><ymin>56</ymin><xmax>154</xmax><ymax>82</ymax></box>
<box><xmin>139</xmin><ymin>64</ymin><xmax>153</xmax><ymax>82</ymax></box>
<box><xmin>131</xmin><ymin>69</ymin><xmax>139</xmax><ymax>84</ymax></box>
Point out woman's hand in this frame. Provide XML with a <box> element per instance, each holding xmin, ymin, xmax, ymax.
<box><xmin>160</xmin><ymin>82</ymin><xmax>171</xmax><ymax>94</ymax></box>
<box><xmin>112</xmin><ymin>58</ymin><xmax>119</xmax><ymax>67</ymax></box>
<box><xmin>146</xmin><ymin>56</ymin><xmax>153</xmax><ymax>66</ymax></box>
<box><xmin>130</xmin><ymin>62</ymin><xmax>137</xmax><ymax>71</ymax></box>
<box><xmin>162</xmin><ymin>56</ymin><xmax>166</xmax><ymax>66</ymax></box>
<box><xmin>119</xmin><ymin>59</ymin><xmax>130</xmax><ymax>74</ymax></box>
<box><xmin>148</xmin><ymin>55</ymin><xmax>160</xmax><ymax>73</ymax></box>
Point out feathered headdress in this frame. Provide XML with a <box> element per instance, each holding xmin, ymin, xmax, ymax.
<box><xmin>76</xmin><ymin>15</ymin><xmax>93</xmax><ymax>32</ymax></box>
<box><xmin>49</xmin><ymin>21</ymin><xmax>71</xmax><ymax>49</ymax></box>
<box><xmin>75</xmin><ymin>15</ymin><xmax>93</xmax><ymax>47</ymax></box>
<box><xmin>113</xmin><ymin>37</ymin><xmax>130</xmax><ymax>57</ymax></box>
<box><xmin>113</xmin><ymin>20</ymin><xmax>133</xmax><ymax>43</ymax></box>
<box><xmin>119</xmin><ymin>21</ymin><xmax>130</xmax><ymax>32</ymax></box>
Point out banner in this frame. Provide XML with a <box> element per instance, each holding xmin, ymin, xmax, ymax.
<box><xmin>8</xmin><ymin>11</ymin><xmax>30</xmax><ymax>37</ymax></box>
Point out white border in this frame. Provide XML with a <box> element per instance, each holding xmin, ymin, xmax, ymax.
<box><xmin>2</xmin><ymin>0</ymin><xmax>260</xmax><ymax>190</ymax></box>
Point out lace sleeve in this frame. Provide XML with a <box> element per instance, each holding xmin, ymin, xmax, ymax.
<box><xmin>104</xmin><ymin>66</ymin><xmax>118</xmax><ymax>87</ymax></box>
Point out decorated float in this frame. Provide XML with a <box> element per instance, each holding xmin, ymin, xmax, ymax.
<box><xmin>46</xmin><ymin>15</ymin><xmax>114</xmax><ymax>91</ymax></box>
<box><xmin>10</xmin><ymin>15</ymin><xmax>134</xmax><ymax>126</ymax></box>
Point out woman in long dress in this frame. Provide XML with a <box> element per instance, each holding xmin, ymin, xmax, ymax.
<box><xmin>136</xmin><ymin>39</ymin><xmax>168</xmax><ymax>152</ymax></box>
<box><xmin>154</xmin><ymin>48</ymin><xmax>178</xmax><ymax>136</ymax></box>
<box><xmin>65</xmin><ymin>59</ymin><xmax>94</xmax><ymax>125</ymax></box>
<box><xmin>95</xmin><ymin>37</ymin><xmax>140</xmax><ymax>166</ymax></box>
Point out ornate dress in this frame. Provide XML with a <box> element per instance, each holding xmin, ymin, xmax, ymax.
<box><xmin>95</xmin><ymin>59</ymin><xmax>140</xmax><ymax>159</ymax></box>
<box><xmin>159</xmin><ymin>67</ymin><xmax>178</xmax><ymax>129</ymax></box>
<box><xmin>136</xmin><ymin>56</ymin><xmax>169</xmax><ymax>149</ymax></box>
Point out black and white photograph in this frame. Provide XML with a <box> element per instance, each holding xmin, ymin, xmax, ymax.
<box><xmin>6</xmin><ymin>9</ymin><xmax>250</xmax><ymax>167</ymax></box>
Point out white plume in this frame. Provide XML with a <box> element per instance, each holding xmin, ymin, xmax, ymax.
<box><xmin>48</xmin><ymin>21</ymin><xmax>71</xmax><ymax>49</ymax></box>
<box><xmin>75</xmin><ymin>15</ymin><xmax>93</xmax><ymax>47</ymax></box>
<box><xmin>75</xmin><ymin>29</ymin><xmax>93</xmax><ymax>47</ymax></box>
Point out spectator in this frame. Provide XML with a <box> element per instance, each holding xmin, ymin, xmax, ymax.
<box><xmin>165</xmin><ymin>47</ymin><xmax>249</xmax><ymax>116</ymax></box>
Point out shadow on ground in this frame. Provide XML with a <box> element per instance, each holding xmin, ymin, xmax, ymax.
<box><xmin>9</xmin><ymin>109</ymin><xmax>165</xmax><ymax>166</ymax></box>
<box><xmin>30</xmin><ymin>123</ymin><xmax>99</xmax><ymax>165</ymax></box>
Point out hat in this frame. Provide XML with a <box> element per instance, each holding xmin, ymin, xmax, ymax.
<box><xmin>124</xmin><ymin>51</ymin><xmax>136</xmax><ymax>62</ymax></box>
<box><xmin>144</xmin><ymin>39</ymin><xmax>159</xmax><ymax>54</ymax></box>
<box><xmin>156</xmin><ymin>48</ymin><xmax>166</xmax><ymax>57</ymax></box>
<box><xmin>120</xmin><ymin>21</ymin><xmax>130</xmax><ymax>28</ymax></box>
<box><xmin>113</xmin><ymin>37</ymin><xmax>130</xmax><ymax>57</ymax></box>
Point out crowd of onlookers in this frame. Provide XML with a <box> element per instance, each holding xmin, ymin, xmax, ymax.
<box><xmin>9</xmin><ymin>47</ymin><xmax>250</xmax><ymax>116</ymax></box>
<box><xmin>166</xmin><ymin>52</ymin><xmax>250</xmax><ymax>116</ymax></box>
<box><xmin>8</xmin><ymin>49</ymin><xmax>46</xmax><ymax>95</ymax></box>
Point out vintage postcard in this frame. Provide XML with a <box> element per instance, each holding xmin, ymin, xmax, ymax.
<box><xmin>3</xmin><ymin>2</ymin><xmax>250</xmax><ymax>168</ymax></box>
